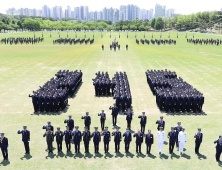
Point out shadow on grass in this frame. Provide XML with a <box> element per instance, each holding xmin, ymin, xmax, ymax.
<box><xmin>65</xmin><ymin>152</ymin><xmax>74</xmax><ymax>158</ymax></box>
<box><xmin>20</xmin><ymin>154</ymin><xmax>32</xmax><ymax>160</ymax></box>
<box><xmin>31</xmin><ymin>82</ymin><xmax>83</xmax><ymax>116</ymax></box>
<box><xmin>197</xmin><ymin>153</ymin><xmax>207</xmax><ymax>160</ymax></box>
<box><xmin>0</xmin><ymin>160</ymin><xmax>10</xmax><ymax>166</ymax></box>
<box><xmin>56</xmin><ymin>152</ymin><xmax>65</xmax><ymax>158</ymax></box>
<box><xmin>147</xmin><ymin>153</ymin><xmax>156</xmax><ymax>159</ymax></box>
<box><xmin>164</xmin><ymin>141</ymin><xmax>168</xmax><ymax>145</ymax></box>
<box><xmin>160</xmin><ymin>153</ymin><xmax>169</xmax><ymax>159</ymax></box>
<box><xmin>93</xmin><ymin>152</ymin><xmax>103</xmax><ymax>159</ymax></box>
<box><xmin>74</xmin><ymin>152</ymin><xmax>84</xmax><ymax>159</ymax></box>
<box><xmin>104</xmin><ymin>152</ymin><xmax>113</xmax><ymax>159</ymax></box>
<box><xmin>136</xmin><ymin>152</ymin><xmax>146</xmax><ymax>158</ymax></box>
<box><xmin>126</xmin><ymin>152</ymin><xmax>134</xmax><ymax>158</ymax></box>
<box><xmin>45</xmin><ymin>153</ymin><xmax>56</xmax><ymax>159</ymax></box>
<box><xmin>181</xmin><ymin>153</ymin><xmax>191</xmax><ymax>159</ymax></box>
<box><xmin>165</xmin><ymin>110</ymin><xmax>207</xmax><ymax>116</ymax></box>
<box><xmin>84</xmin><ymin>152</ymin><xmax>93</xmax><ymax>159</ymax></box>
<box><xmin>170</xmin><ymin>153</ymin><xmax>180</xmax><ymax>159</ymax></box>
<box><xmin>115</xmin><ymin>152</ymin><xmax>124</xmax><ymax>158</ymax></box>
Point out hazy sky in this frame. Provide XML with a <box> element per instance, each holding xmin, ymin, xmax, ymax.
<box><xmin>1</xmin><ymin>0</ymin><xmax>222</xmax><ymax>15</ymax></box>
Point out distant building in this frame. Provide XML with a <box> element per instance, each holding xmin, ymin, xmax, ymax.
<box><xmin>6</xmin><ymin>8</ymin><xmax>17</xmax><ymax>15</ymax></box>
<box><xmin>148</xmin><ymin>9</ymin><xmax>154</xmax><ymax>20</ymax></box>
<box><xmin>119</xmin><ymin>5</ymin><xmax>127</xmax><ymax>20</ymax></box>
<box><xmin>42</xmin><ymin>5</ymin><xmax>50</xmax><ymax>17</ymax></box>
<box><xmin>74</xmin><ymin>7</ymin><xmax>80</xmax><ymax>19</ymax></box>
<box><xmin>165</xmin><ymin>8</ymin><xmax>175</xmax><ymax>18</ymax></box>
<box><xmin>67</xmin><ymin>6</ymin><xmax>72</xmax><ymax>18</ymax></box>
<box><xmin>155</xmin><ymin>4</ymin><xmax>166</xmax><ymax>18</ymax></box>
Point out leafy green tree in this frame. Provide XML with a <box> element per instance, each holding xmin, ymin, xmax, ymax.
<box><xmin>151</xmin><ymin>18</ymin><xmax>156</xmax><ymax>28</ymax></box>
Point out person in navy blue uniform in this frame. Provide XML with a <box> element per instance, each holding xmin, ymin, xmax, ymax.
<box><xmin>112</xmin><ymin>127</ymin><xmax>122</xmax><ymax>153</ymax></box>
<box><xmin>64</xmin><ymin>115</ymin><xmax>74</xmax><ymax>131</ymax></box>
<box><xmin>18</xmin><ymin>126</ymin><xmax>30</xmax><ymax>154</ymax></box>
<box><xmin>199</xmin><ymin>94</ymin><xmax>204</xmax><ymax>112</ymax></box>
<box><xmin>124</xmin><ymin>109</ymin><xmax>133</xmax><ymax>130</ymax></box>
<box><xmin>175</xmin><ymin>122</ymin><xmax>182</xmax><ymax>147</ymax></box>
<box><xmin>168</xmin><ymin>127</ymin><xmax>176</xmax><ymax>154</ymax></box>
<box><xmin>123</xmin><ymin>128</ymin><xmax>132</xmax><ymax>153</ymax></box>
<box><xmin>63</xmin><ymin>126</ymin><xmax>72</xmax><ymax>152</ymax></box>
<box><xmin>121</xmin><ymin>93</ymin><xmax>127</xmax><ymax>112</ymax></box>
<box><xmin>82</xmin><ymin>127</ymin><xmax>91</xmax><ymax>153</ymax></box>
<box><xmin>29</xmin><ymin>92</ymin><xmax>38</xmax><ymax>112</ymax></box>
<box><xmin>133</xmin><ymin>129</ymin><xmax>143</xmax><ymax>154</ymax></box>
<box><xmin>72</xmin><ymin>126</ymin><xmax>82</xmax><ymax>153</ymax></box>
<box><xmin>145</xmin><ymin>130</ymin><xmax>153</xmax><ymax>154</ymax></box>
<box><xmin>214</xmin><ymin>136</ymin><xmax>222</xmax><ymax>162</ymax></box>
<box><xmin>54</xmin><ymin>127</ymin><xmax>63</xmax><ymax>153</ymax></box>
<box><xmin>114</xmin><ymin>94</ymin><xmax>121</xmax><ymax>111</ymax></box>
<box><xmin>194</xmin><ymin>128</ymin><xmax>203</xmax><ymax>154</ymax></box>
<box><xmin>81</xmin><ymin>112</ymin><xmax>91</xmax><ymax>130</ymax></box>
<box><xmin>98</xmin><ymin>110</ymin><xmax>106</xmax><ymax>131</ymax></box>
<box><xmin>91</xmin><ymin>127</ymin><xmax>101</xmax><ymax>154</ymax></box>
<box><xmin>43</xmin><ymin>122</ymin><xmax>54</xmax><ymax>132</ymax></box>
<box><xmin>109</xmin><ymin>104</ymin><xmax>118</xmax><ymax>126</ymax></box>
<box><xmin>156</xmin><ymin>116</ymin><xmax>165</xmax><ymax>130</ymax></box>
<box><xmin>138</xmin><ymin>112</ymin><xmax>147</xmax><ymax>134</ymax></box>
<box><xmin>101</xmin><ymin>127</ymin><xmax>111</xmax><ymax>154</ymax></box>
<box><xmin>0</xmin><ymin>133</ymin><xmax>8</xmax><ymax>161</ymax></box>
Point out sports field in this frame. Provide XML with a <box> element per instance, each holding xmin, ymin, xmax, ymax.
<box><xmin>0</xmin><ymin>31</ymin><xmax>222</xmax><ymax>170</ymax></box>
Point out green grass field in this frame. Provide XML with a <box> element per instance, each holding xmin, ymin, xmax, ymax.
<box><xmin>0</xmin><ymin>31</ymin><xmax>222</xmax><ymax>170</ymax></box>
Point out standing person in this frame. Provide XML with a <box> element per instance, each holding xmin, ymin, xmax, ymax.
<box><xmin>156</xmin><ymin>116</ymin><xmax>165</xmax><ymax>130</ymax></box>
<box><xmin>156</xmin><ymin>127</ymin><xmax>165</xmax><ymax>155</ymax></box>
<box><xmin>133</xmin><ymin>129</ymin><xmax>143</xmax><ymax>154</ymax></box>
<box><xmin>72</xmin><ymin>126</ymin><xmax>82</xmax><ymax>153</ymax></box>
<box><xmin>145</xmin><ymin>130</ymin><xmax>153</xmax><ymax>154</ymax></box>
<box><xmin>64</xmin><ymin>115</ymin><xmax>74</xmax><ymax>131</ymax></box>
<box><xmin>175</xmin><ymin>122</ymin><xmax>182</xmax><ymax>147</ymax></box>
<box><xmin>54</xmin><ymin>127</ymin><xmax>63</xmax><ymax>153</ymax></box>
<box><xmin>101</xmin><ymin>127</ymin><xmax>111</xmax><ymax>154</ymax></box>
<box><xmin>168</xmin><ymin>127</ymin><xmax>176</xmax><ymax>154</ymax></box>
<box><xmin>138</xmin><ymin>112</ymin><xmax>147</xmax><ymax>134</ymax></box>
<box><xmin>17</xmin><ymin>126</ymin><xmax>30</xmax><ymax>154</ymax></box>
<box><xmin>112</xmin><ymin>127</ymin><xmax>122</xmax><ymax>153</ymax></box>
<box><xmin>43</xmin><ymin>128</ymin><xmax>54</xmax><ymax>154</ymax></box>
<box><xmin>63</xmin><ymin>126</ymin><xmax>72</xmax><ymax>152</ymax></box>
<box><xmin>0</xmin><ymin>133</ymin><xmax>8</xmax><ymax>161</ymax></box>
<box><xmin>178</xmin><ymin>127</ymin><xmax>187</xmax><ymax>155</ymax></box>
<box><xmin>82</xmin><ymin>127</ymin><xmax>91</xmax><ymax>153</ymax></box>
<box><xmin>109</xmin><ymin>104</ymin><xmax>118</xmax><ymax>126</ymax></box>
<box><xmin>124</xmin><ymin>109</ymin><xmax>133</xmax><ymax>130</ymax></box>
<box><xmin>98</xmin><ymin>110</ymin><xmax>106</xmax><ymax>131</ymax></box>
<box><xmin>123</xmin><ymin>128</ymin><xmax>132</xmax><ymax>153</ymax></box>
<box><xmin>81</xmin><ymin>112</ymin><xmax>91</xmax><ymax>130</ymax></box>
<box><xmin>214</xmin><ymin>136</ymin><xmax>222</xmax><ymax>162</ymax></box>
<box><xmin>43</xmin><ymin>122</ymin><xmax>54</xmax><ymax>132</ymax></box>
<box><xmin>194</xmin><ymin>128</ymin><xmax>203</xmax><ymax>154</ymax></box>
<box><xmin>91</xmin><ymin>127</ymin><xmax>101</xmax><ymax>154</ymax></box>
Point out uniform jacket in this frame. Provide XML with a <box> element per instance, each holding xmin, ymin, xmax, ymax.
<box><xmin>82</xmin><ymin>131</ymin><xmax>91</xmax><ymax>142</ymax></box>
<box><xmin>64</xmin><ymin>119</ymin><xmax>74</xmax><ymax>131</ymax></box>
<box><xmin>72</xmin><ymin>130</ymin><xmax>82</xmax><ymax>144</ymax></box>
<box><xmin>102</xmin><ymin>131</ymin><xmax>111</xmax><ymax>143</ymax></box>
<box><xmin>156</xmin><ymin>131</ymin><xmax>165</xmax><ymax>142</ymax></box>
<box><xmin>18</xmin><ymin>130</ymin><xmax>30</xmax><ymax>142</ymax></box>
<box><xmin>43</xmin><ymin>131</ymin><xmax>54</xmax><ymax>143</ymax></box>
<box><xmin>156</xmin><ymin>120</ymin><xmax>165</xmax><ymax>130</ymax></box>
<box><xmin>54</xmin><ymin>131</ymin><xmax>63</xmax><ymax>143</ymax></box>
<box><xmin>123</xmin><ymin>132</ymin><xmax>132</xmax><ymax>143</ymax></box>
<box><xmin>0</xmin><ymin>137</ymin><xmax>8</xmax><ymax>150</ymax></box>
<box><xmin>133</xmin><ymin>133</ymin><xmax>143</xmax><ymax>144</ymax></box>
<box><xmin>91</xmin><ymin>131</ymin><xmax>101</xmax><ymax>143</ymax></box>
<box><xmin>194</xmin><ymin>133</ymin><xmax>203</xmax><ymax>143</ymax></box>
<box><xmin>63</xmin><ymin>130</ymin><xmax>72</xmax><ymax>142</ymax></box>
<box><xmin>112</xmin><ymin>131</ymin><xmax>122</xmax><ymax>143</ymax></box>
<box><xmin>178</xmin><ymin>131</ymin><xmax>187</xmax><ymax>142</ymax></box>
<box><xmin>168</xmin><ymin>131</ymin><xmax>176</xmax><ymax>143</ymax></box>
<box><xmin>145</xmin><ymin>134</ymin><xmax>153</xmax><ymax>144</ymax></box>
<box><xmin>138</xmin><ymin>115</ymin><xmax>147</xmax><ymax>125</ymax></box>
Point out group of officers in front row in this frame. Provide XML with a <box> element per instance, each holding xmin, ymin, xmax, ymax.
<box><xmin>1</xmin><ymin>112</ymin><xmax>222</xmax><ymax>163</ymax></box>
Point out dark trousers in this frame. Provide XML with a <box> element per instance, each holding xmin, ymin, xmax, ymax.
<box><xmin>146</xmin><ymin>144</ymin><xmax>152</xmax><ymax>153</ymax></box>
<box><xmin>169</xmin><ymin>142</ymin><xmax>175</xmax><ymax>153</ymax></box>
<box><xmin>127</xmin><ymin>121</ymin><xmax>131</xmax><ymax>130</ymax></box>
<box><xmin>23</xmin><ymin>141</ymin><xmax>30</xmax><ymax>153</ymax></box>
<box><xmin>66</xmin><ymin>142</ymin><xmax>71</xmax><ymax>151</ymax></box>
<box><xmin>101</xmin><ymin>120</ymin><xmax>105</xmax><ymax>131</ymax></box>
<box><xmin>40</xmin><ymin>104</ymin><xmax>44</xmax><ymax>112</ymax></box>
<box><xmin>47</xmin><ymin>142</ymin><xmax>53</xmax><ymax>152</ymax></box>
<box><xmin>141</xmin><ymin>125</ymin><xmax>145</xmax><ymax>134</ymax></box>
<box><xmin>136</xmin><ymin>143</ymin><xmax>141</xmax><ymax>153</ymax></box>
<box><xmin>33</xmin><ymin>103</ymin><xmax>38</xmax><ymax>112</ymax></box>
<box><xmin>84</xmin><ymin>141</ymin><xmax>89</xmax><ymax>152</ymax></box>
<box><xmin>104</xmin><ymin>142</ymin><xmax>109</xmax><ymax>153</ymax></box>
<box><xmin>115</xmin><ymin>142</ymin><xmax>120</xmax><ymax>152</ymax></box>
<box><xmin>112</xmin><ymin>116</ymin><xmax>117</xmax><ymax>126</ymax></box>
<box><xmin>85</xmin><ymin>124</ymin><xmax>90</xmax><ymax>131</ymax></box>
<box><xmin>1</xmin><ymin>148</ymin><xmax>8</xmax><ymax>160</ymax></box>
<box><xmin>195</xmin><ymin>142</ymin><xmax>201</xmax><ymax>153</ymax></box>
<box><xmin>122</xmin><ymin>104</ymin><xmax>125</xmax><ymax>112</ymax></box>
<box><xmin>216</xmin><ymin>149</ymin><xmax>222</xmax><ymax>161</ymax></box>
<box><xmin>45</xmin><ymin>104</ymin><xmax>50</xmax><ymax>112</ymax></box>
<box><xmin>125</xmin><ymin>142</ymin><xmax>130</xmax><ymax>152</ymax></box>
<box><xmin>57</xmin><ymin>142</ymin><xmax>62</xmax><ymax>152</ymax></box>
<box><xmin>74</xmin><ymin>142</ymin><xmax>80</xmax><ymax>153</ymax></box>
<box><xmin>94</xmin><ymin>142</ymin><xmax>99</xmax><ymax>153</ymax></box>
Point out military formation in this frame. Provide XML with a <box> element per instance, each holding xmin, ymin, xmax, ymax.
<box><xmin>53</xmin><ymin>38</ymin><xmax>94</xmax><ymax>45</ymax></box>
<box><xmin>0</xmin><ymin>37</ymin><xmax>44</xmax><ymax>45</ymax></box>
<box><xmin>136</xmin><ymin>39</ymin><xmax>176</xmax><ymax>45</ymax></box>
<box><xmin>29</xmin><ymin>70</ymin><xmax>82</xmax><ymax>112</ymax></box>
<box><xmin>187</xmin><ymin>38</ymin><xmax>222</xmax><ymax>45</ymax></box>
<box><xmin>146</xmin><ymin>69</ymin><xmax>204</xmax><ymax>113</ymax></box>
<box><xmin>3</xmin><ymin>114</ymin><xmax>215</xmax><ymax>162</ymax></box>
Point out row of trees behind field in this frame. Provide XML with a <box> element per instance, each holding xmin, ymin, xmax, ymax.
<box><xmin>0</xmin><ymin>11</ymin><xmax>222</xmax><ymax>33</ymax></box>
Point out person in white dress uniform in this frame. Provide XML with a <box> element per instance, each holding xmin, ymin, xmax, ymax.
<box><xmin>178</xmin><ymin>127</ymin><xmax>187</xmax><ymax>155</ymax></box>
<box><xmin>156</xmin><ymin>127</ymin><xmax>165</xmax><ymax>154</ymax></box>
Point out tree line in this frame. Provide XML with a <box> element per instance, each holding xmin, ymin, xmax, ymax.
<box><xmin>0</xmin><ymin>11</ymin><xmax>222</xmax><ymax>33</ymax></box>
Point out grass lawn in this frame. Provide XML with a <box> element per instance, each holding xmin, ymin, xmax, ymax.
<box><xmin>0</xmin><ymin>31</ymin><xmax>222</xmax><ymax>170</ymax></box>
